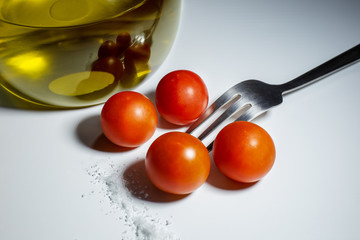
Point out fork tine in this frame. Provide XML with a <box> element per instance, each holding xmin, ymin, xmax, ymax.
<box><xmin>186</xmin><ymin>103</ymin><xmax>216</xmax><ymax>134</ymax></box>
<box><xmin>186</xmin><ymin>86</ymin><xmax>239</xmax><ymax>134</ymax></box>
<box><xmin>235</xmin><ymin>105</ymin><xmax>265</xmax><ymax>122</ymax></box>
<box><xmin>197</xmin><ymin>98</ymin><xmax>249</xmax><ymax>141</ymax></box>
<box><xmin>206</xmin><ymin>106</ymin><xmax>265</xmax><ymax>151</ymax></box>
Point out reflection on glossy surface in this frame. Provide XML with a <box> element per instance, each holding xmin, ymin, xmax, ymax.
<box><xmin>5</xmin><ymin>51</ymin><xmax>48</xmax><ymax>79</ymax></box>
<box><xmin>49</xmin><ymin>71</ymin><xmax>115</xmax><ymax>96</ymax></box>
<box><xmin>0</xmin><ymin>0</ymin><xmax>146</xmax><ymax>27</ymax></box>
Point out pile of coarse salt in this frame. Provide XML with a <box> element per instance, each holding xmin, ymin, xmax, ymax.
<box><xmin>87</xmin><ymin>161</ymin><xmax>180</xmax><ymax>240</ymax></box>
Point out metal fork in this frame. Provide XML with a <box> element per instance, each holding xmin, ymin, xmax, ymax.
<box><xmin>186</xmin><ymin>44</ymin><xmax>360</xmax><ymax>150</ymax></box>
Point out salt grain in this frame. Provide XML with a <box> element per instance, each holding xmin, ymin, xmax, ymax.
<box><xmin>87</xmin><ymin>162</ymin><xmax>179</xmax><ymax>240</ymax></box>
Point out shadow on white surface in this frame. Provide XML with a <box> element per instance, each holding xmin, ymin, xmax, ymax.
<box><xmin>206</xmin><ymin>159</ymin><xmax>258</xmax><ymax>190</ymax></box>
<box><xmin>157</xmin><ymin>115</ymin><xmax>184</xmax><ymax>130</ymax></box>
<box><xmin>76</xmin><ymin>114</ymin><xmax>136</xmax><ymax>152</ymax></box>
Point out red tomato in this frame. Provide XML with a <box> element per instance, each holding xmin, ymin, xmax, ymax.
<box><xmin>145</xmin><ymin>132</ymin><xmax>211</xmax><ymax>195</ymax></box>
<box><xmin>101</xmin><ymin>91</ymin><xmax>158</xmax><ymax>147</ymax></box>
<box><xmin>155</xmin><ymin>70</ymin><xmax>208</xmax><ymax>125</ymax></box>
<box><xmin>213</xmin><ymin>121</ymin><xmax>276</xmax><ymax>183</ymax></box>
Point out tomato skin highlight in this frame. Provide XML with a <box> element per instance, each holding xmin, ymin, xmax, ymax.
<box><xmin>155</xmin><ymin>70</ymin><xmax>209</xmax><ymax>125</ymax></box>
<box><xmin>213</xmin><ymin>121</ymin><xmax>276</xmax><ymax>183</ymax></box>
<box><xmin>145</xmin><ymin>132</ymin><xmax>211</xmax><ymax>195</ymax></box>
<box><xmin>100</xmin><ymin>91</ymin><xmax>158</xmax><ymax>148</ymax></box>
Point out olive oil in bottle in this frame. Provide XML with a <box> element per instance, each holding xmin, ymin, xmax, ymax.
<box><xmin>0</xmin><ymin>0</ymin><xmax>181</xmax><ymax>108</ymax></box>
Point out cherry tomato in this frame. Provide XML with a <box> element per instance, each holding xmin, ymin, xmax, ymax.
<box><xmin>124</xmin><ymin>42</ymin><xmax>151</xmax><ymax>64</ymax></box>
<box><xmin>145</xmin><ymin>132</ymin><xmax>211</xmax><ymax>195</ymax></box>
<box><xmin>92</xmin><ymin>57</ymin><xmax>124</xmax><ymax>81</ymax></box>
<box><xmin>213</xmin><ymin>121</ymin><xmax>276</xmax><ymax>183</ymax></box>
<box><xmin>155</xmin><ymin>70</ymin><xmax>208</xmax><ymax>125</ymax></box>
<box><xmin>116</xmin><ymin>32</ymin><xmax>132</xmax><ymax>54</ymax></box>
<box><xmin>98</xmin><ymin>40</ymin><xmax>119</xmax><ymax>58</ymax></box>
<box><xmin>101</xmin><ymin>91</ymin><xmax>158</xmax><ymax>148</ymax></box>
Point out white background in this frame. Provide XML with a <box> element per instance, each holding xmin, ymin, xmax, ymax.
<box><xmin>1</xmin><ymin>0</ymin><xmax>360</xmax><ymax>239</ymax></box>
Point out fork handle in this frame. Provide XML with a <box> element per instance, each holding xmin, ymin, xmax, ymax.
<box><xmin>279</xmin><ymin>43</ymin><xmax>360</xmax><ymax>94</ymax></box>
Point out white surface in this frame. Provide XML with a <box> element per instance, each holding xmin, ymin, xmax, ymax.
<box><xmin>1</xmin><ymin>0</ymin><xmax>360</xmax><ymax>239</ymax></box>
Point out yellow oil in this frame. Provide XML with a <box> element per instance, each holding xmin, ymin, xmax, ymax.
<box><xmin>0</xmin><ymin>0</ymin><xmax>181</xmax><ymax>108</ymax></box>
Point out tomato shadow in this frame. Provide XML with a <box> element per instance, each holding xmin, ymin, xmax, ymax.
<box><xmin>157</xmin><ymin>116</ymin><xmax>183</xmax><ymax>130</ymax></box>
<box><xmin>76</xmin><ymin>114</ymin><xmax>135</xmax><ymax>152</ymax></box>
<box><xmin>144</xmin><ymin>89</ymin><xmax>156</xmax><ymax>104</ymax></box>
<box><xmin>206</xmin><ymin>158</ymin><xmax>258</xmax><ymax>190</ymax></box>
<box><xmin>122</xmin><ymin>159</ymin><xmax>189</xmax><ymax>203</ymax></box>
